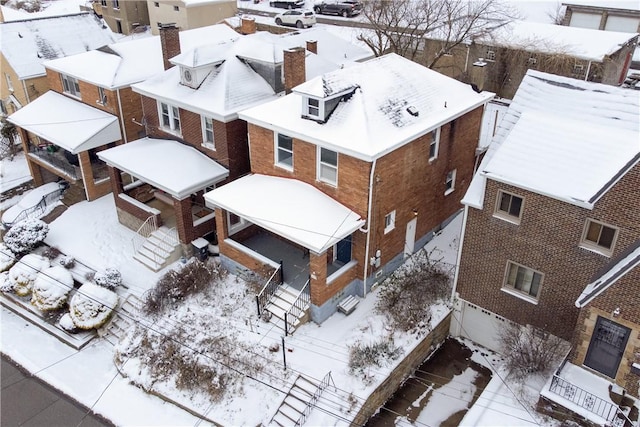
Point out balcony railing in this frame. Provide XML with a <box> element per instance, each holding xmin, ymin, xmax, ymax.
<box><xmin>549</xmin><ymin>375</ymin><xmax>623</xmax><ymax>423</ymax></box>
<box><xmin>28</xmin><ymin>145</ymin><xmax>79</xmax><ymax>180</ymax></box>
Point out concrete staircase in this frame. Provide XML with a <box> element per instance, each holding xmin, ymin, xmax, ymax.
<box><xmin>265</xmin><ymin>284</ymin><xmax>309</xmax><ymax>334</ymax></box>
<box><xmin>99</xmin><ymin>294</ymin><xmax>144</xmax><ymax>346</ymax></box>
<box><xmin>133</xmin><ymin>226</ymin><xmax>181</xmax><ymax>272</ymax></box>
<box><xmin>271</xmin><ymin>375</ymin><xmax>319</xmax><ymax>427</ymax></box>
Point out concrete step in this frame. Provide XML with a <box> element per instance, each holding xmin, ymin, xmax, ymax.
<box><xmin>141</xmin><ymin>240</ymin><xmax>172</xmax><ymax>258</ymax></box>
<box><xmin>283</xmin><ymin>394</ymin><xmax>308</xmax><ymax>413</ymax></box>
<box><xmin>133</xmin><ymin>252</ymin><xmax>163</xmax><ymax>272</ymax></box>
<box><xmin>290</xmin><ymin>386</ymin><xmax>313</xmax><ymax>402</ymax></box>
<box><xmin>137</xmin><ymin>246</ymin><xmax>169</xmax><ymax>265</ymax></box>
<box><xmin>272</xmin><ymin>412</ymin><xmax>295</xmax><ymax>427</ymax></box>
<box><xmin>278</xmin><ymin>403</ymin><xmax>302</xmax><ymax>423</ymax></box>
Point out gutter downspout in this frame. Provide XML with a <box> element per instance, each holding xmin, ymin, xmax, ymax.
<box><xmin>584</xmin><ymin>60</ymin><xmax>592</xmax><ymax>81</ymax></box>
<box><xmin>361</xmin><ymin>158</ymin><xmax>377</xmax><ymax>298</ymax></box>
<box><xmin>116</xmin><ymin>88</ymin><xmax>128</xmax><ymax>143</ymax></box>
<box><xmin>450</xmin><ymin>204</ymin><xmax>469</xmax><ymax>337</ymax></box>
<box><xmin>21</xmin><ymin>80</ymin><xmax>31</xmax><ymax>104</ymax></box>
<box><xmin>464</xmin><ymin>43</ymin><xmax>470</xmax><ymax>74</ymax></box>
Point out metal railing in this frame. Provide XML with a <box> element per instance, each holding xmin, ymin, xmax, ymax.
<box><xmin>549</xmin><ymin>375</ymin><xmax>620</xmax><ymax>421</ymax></box>
<box><xmin>131</xmin><ymin>215</ymin><xmax>157</xmax><ymax>255</ymax></box>
<box><xmin>152</xmin><ymin>227</ymin><xmax>179</xmax><ymax>265</ymax></box>
<box><xmin>284</xmin><ymin>277</ymin><xmax>310</xmax><ymax>336</ymax></box>
<box><xmin>294</xmin><ymin>372</ymin><xmax>336</xmax><ymax>427</ymax></box>
<box><xmin>28</xmin><ymin>146</ymin><xmax>79</xmax><ymax>179</ymax></box>
<box><xmin>256</xmin><ymin>261</ymin><xmax>283</xmax><ymax>318</ymax></box>
<box><xmin>3</xmin><ymin>184</ymin><xmax>66</xmax><ymax>228</ymax></box>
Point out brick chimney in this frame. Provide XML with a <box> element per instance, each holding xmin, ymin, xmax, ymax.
<box><xmin>159</xmin><ymin>23</ymin><xmax>180</xmax><ymax>70</ymax></box>
<box><xmin>306</xmin><ymin>40</ymin><xmax>317</xmax><ymax>55</ymax></box>
<box><xmin>284</xmin><ymin>47</ymin><xmax>306</xmax><ymax>94</ymax></box>
<box><xmin>240</xmin><ymin>16</ymin><xmax>256</xmax><ymax>35</ymax></box>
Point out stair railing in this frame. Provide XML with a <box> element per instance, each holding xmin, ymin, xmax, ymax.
<box><xmin>256</xmin><ymin>261</ymin><xmax>283</xmax><ymax>318</ymax></box>
<box><xmin>284</xmin><ymin>277</ymin><xmax>310</xmax><ymax>336</ymax></box>
<box><xmin>131</xmin><ymin>215</ymin><xmax>157</xmax><ymax>255</ymax></box>
<box><xmin>294</xmin><ymin>372</ymin><xmax>337</xmax><ymax>426</ymax></box>
<box><xmin>152</xmin><ymin>227</ymin><xmax>179</xmax><ymax>265</ymax></box>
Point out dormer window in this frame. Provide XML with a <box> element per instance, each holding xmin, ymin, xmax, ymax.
<box><xmin>304</xmin><ymin>96</ymin><xmax>323</xmax><ymax>120</ymax></box>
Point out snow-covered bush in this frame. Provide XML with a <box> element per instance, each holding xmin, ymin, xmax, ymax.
<box><xmin>348</xmin><ymin>338</ymin><xmax>402</xmax><ymax>385</ymax></box>
<box><xmin>3</xmin><ymin>218</ymin><xmax>49</xmax><ymax>255</ymax></box>
<box><xmin>31</xmin><ymin>265</ymin><xmax>74</xmax><ymax>311</ymax></box>
<box><xmin>0</xmin><ymin>272</ymin><xmax>13</xmax><ymax>292</ymax></box>
<box><xmin>59</xmin><ymin>313</ymin><xmax>79</xmax><ymax>333</ymax></box>
<box><xmin>68</xmin><ymin>282</ymin><xmax>118</xmax><ymax>330</ymax></box>
<box><xmin>41</xmin><ymin>246</ymin><xmax>61</xmax><ymax>260</ymax></box>
<box><xmin>9</xmin><ymin>254</ymin><xmax>50</xmax><ymax>296</ymax></box>
<box><xmin>59</xmin><ymin>255</ymin><xmax>75</xmax><ymax>269</ymax></box>
<box><xmin>94</xmin><ymin>268</ymin><xmax>122</xmax><ymax>291</ymax></box>
<box><xmin>0</xmin><ymin>243</ymin><xmax>16</xmax><ymax>272</ymax></box>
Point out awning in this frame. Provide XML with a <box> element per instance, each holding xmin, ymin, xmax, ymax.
<box><xmin>204</xmin><ymin>174</ymin><xmax>365</xmax><ymax>254</ymax></box>
<box><xmin>8</xmin><ymin>91</ymin><xmax>121</xmax><ymax>154</ymax></box>
<box><xmin>98</xmin><ymin>137</ymin><xmax>229</xmax><ymax>200</ymax></box>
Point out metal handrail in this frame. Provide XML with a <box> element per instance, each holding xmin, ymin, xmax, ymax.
<box><xmin>549</xmin><ymin>374</ymin><xmax>619</xmax><ymax>421</ymax></box>
<box><xmin>284</xmin><ymin>278</ymin><xmax>310</xmax><ymax>336</ymax></box>
<box><xmin>294</xmin><ymin>372</ymin><xmax>336</xmax><ymax>427</ymax></box>
<box><xmin>28</xmin><ymin>146</ymin><xmax>79</xmax><ymax>179</ymax></box>
<box><xmin>131</xmin><ymin>215</ymin><xmax>157</xmax><ymax>254</ymax></box>
<box><xmin>256</xmin><ymin>261</ymin><xmax>283</xmax><ymax>317</ymax></box>
<box><xmin>152</xmin><ymin>227</ymin><xmax>178</xmax><ymax>265</ymax></box>
<box><xmin>3</xmin><ymin>185</ymin><xmax>66</xmax><ymax>227</ymax></box>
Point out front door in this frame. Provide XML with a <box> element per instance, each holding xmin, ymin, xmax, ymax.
<box><xmin>404</xmin><ymin>218</ymin><xmax>417</xmax><ymax>258</ymax></box>
<box><xmin>584</xmin><ymin>316</ymin><xmax>630</xmax><ymax>379</ymax></box>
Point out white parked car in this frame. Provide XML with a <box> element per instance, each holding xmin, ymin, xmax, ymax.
<box><xmin>275</xmin><ymin>10</ymin><xmax>316</xmax><ymax>28</ymax></box>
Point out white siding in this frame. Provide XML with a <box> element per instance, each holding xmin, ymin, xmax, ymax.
<box><xmin>570</xmin><ymin>11</ymin><xmax>602</xmax><ymax>29</ymax></box>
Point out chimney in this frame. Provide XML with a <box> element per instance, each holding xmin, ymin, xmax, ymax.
<box><xmin>159</xmin><ymin>23</ymin><xmax>180</xmax><ymax>71</ymax></box>
<box><xmin>470</xmin><ymin>58</ymin><xmax>488</xmax><ymax>92</ymax></box>
<box><xmin>284</xmin><ymin>47</ymin><xmax>306</xmax><ymax>94</ymax></box>
<box><xmin>240</xmin><ymin>16</ymin><xmax>256</xmax><ymax>35</ymax></box>
<box><xmin>306</xmin><ymin>40</ymin><xmax>317</xmax><ymax>55</ymax></box>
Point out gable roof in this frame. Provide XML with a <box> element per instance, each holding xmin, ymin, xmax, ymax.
<box><xmin>0</xmin><ymin>12</ymin><xmax>117</xmax><ymax>80</ymax></box>
<box><xmin>575</xmin><ymin>240</ymin><xmax>640</xmax><ymax>308</ymax></box>
<box><xmin>463</xmin><ymin>70</ymin><xmax>640</xmax><ymax>210</ymax></box>
<box><xmin>239</xmin><ymin>53</ymin><xmax>494</xmax><ymax>162</ymax></box>
<box><xmin>43</xmin><ymin>24</ymin><xmax>239</xmax><ymax>90</ymax></box>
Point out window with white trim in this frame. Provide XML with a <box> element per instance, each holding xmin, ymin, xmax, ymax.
<box><xmin>61</xmin><ymin>74</ymin><xmax>80</xmax><ymax>98</ymax></box>
<box><xmin>581</xmin><ymin>219</ymin><xmax>618</xmax><ymax>256</ymax></box>
<box><xmin>97</xmin><ymin>87</ymin><xmax>107</xmax><ymax>105</ymax></box>
<box><xmin>485</xmin><ymin>49</ymin><xmax>496</xmax><ymax>61</ymax></box>
<box><xmin>5</xmin><ymin>73</ymin><xmax>13</xmax><ymax>92</ymax></box>
<box><xmin>318</xmin><ymin>147</ymin><xmax>337</xmax><ymax>185</ymax></box>
<box><xmin>227</xmin><ymin>212</ymin><xmax>248</xmax><ymax>234</ymax></box>
<box><xmin>201</xmin><ymin>116</ymin><xmax>215</xmax><ymax>150</ymax></box>
<box><xmin>275</xmin><ymin>133</ymin><xmax>293</xmax><ymax>170</ymax></box>
<box><xmin>112</xmin><ymin>0</ymin><xmax>119</xmax><ymax>9</ymax></box>
<box><xmin>304</xmin><ymin>97</ymin><xmax>323</xmax><ymax>120</ymax></box>
<box><xmin>384</xmin><ymin>210</ymin><xmax>396</xmax><ymax>234</ymax></box>
<box><xmin>100</xmin><ymin>0</ymin><xmax>107</xmax><ymax>6</ymax></box>
<box><xmin>445</xmin><ymin>169</ymin><xmax>456</xmax><ymax>195</ymax></box>
<box><xmin>504</xmin><ymin>261</ymin><xmax>543</xmax><ymax>301</ymax></box>
<box><xmin>158</xmin><ymin>102</ymin><xmax>181</xmax><ymax>134</ymax></box>
<box><xmin>428</xmin><ymin>127</ymin><xmax>440</xmax><ymax>160</ymax></box>
<box><xmin>494</xmin><ymin>190</ymin><xmax>523</xmax><ymax>223</ymax></box>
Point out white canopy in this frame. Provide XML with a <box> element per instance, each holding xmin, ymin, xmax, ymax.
<box><xmin>8</xmin><ymin>91</ymin><xmax>121</xmax><ymax>154</ymax></box>
<box><xmin>204</xmin><ymin>174</ymin><xmax>365</xmax><ymax>254</ymax></box>
<box><xmin>98</xmin><ymin>138</ymin><xmax>229</xmax><ymax>200</ymax></box>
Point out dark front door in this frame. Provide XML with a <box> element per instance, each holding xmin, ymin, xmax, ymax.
<box><xmin>336</xmin><ymin>235</ymin><xmax>352</xmax><ymax>264</ymax></box>
<box><xmin>584</xmin><ymin>316</ymin><xmax>630</xmax><ymax>379</ymax></box>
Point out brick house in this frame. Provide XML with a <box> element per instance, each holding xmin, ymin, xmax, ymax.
<box><xmin>97</xmin><ymin>23</ymin><xmax>369</xmax><ymax>270</ymax></box>
<box><xmin>0</xmin><ymin>12</ymin><xmax>116</xmax><ymax>115</ymax></box>
<box><xmin>204</xmin><ymin>53</ymin><xmax>493</xmax><ymax>326</ymax></box>
<box><xmin>451</xmin><ymin>70</ymin><xmax>640</xmax><ymax>353</ymax></box>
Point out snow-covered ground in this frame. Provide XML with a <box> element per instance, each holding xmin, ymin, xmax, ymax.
<box><xmin>0</xmin><ymin>152</ymin><xmax>31</xmax><ymax>196</ymax></box>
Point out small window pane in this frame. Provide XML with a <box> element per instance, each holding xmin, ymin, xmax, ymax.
<box><xmin>278</xmin><ymin>134</ymin><xmax>292</xmax><ymax>151</ymax></box>
<box><xmin>320</xmin><ymin>164</ymin><xmax>337</xmax><ymax>182</ymax></box>
<box><xmin>509</xmin><ymin>196</ymin><xmax>522</xmax><ymax>216</ymax></box>
<box><xmin>599</xmin><ymin>226</ymin><xmax>616</xmax><ymax>249</ymax></box>
<box><xmin>278</xmin><ymin>149</ymin><xmax>292</xmax><ymax>167</ymax></box>
<box><xmin>586</xmin><ymin>222</ymin><xmax>601</xmax><ymax>243</ymax></box>
<box><xmin>321</xmin><ymin>148</ymin><xmax>337</xmax><ymax>166</ymax></box>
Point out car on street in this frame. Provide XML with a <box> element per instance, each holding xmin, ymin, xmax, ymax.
<box><xmin>313</xmin><ymin>1</ymin><xmax>362</xmax><ymax>17</ymax></box>
<box><xmin>274</xmin><ymin>10</ymin><xmax>316</xmax><ymax>28</ymax></box>
<box><xmin>270</xmin><ymin>0</ymin><xmax>305</xmax><ymax>9</ymax></box>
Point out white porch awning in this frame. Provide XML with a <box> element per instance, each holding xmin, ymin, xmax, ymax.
<box><xmin>204</xmin><ymin>174</ymin><xmax>365</xmax><ymax>254</ymax></box>
<box><xmin>98</xmin><ymin>137</ymin><xmax>229</xmax><ymax>200</ymax></box>
<box><xmin>8</xmin><ymin>91</ymin><xmax>121</xmax><ymax>154</ymax></box>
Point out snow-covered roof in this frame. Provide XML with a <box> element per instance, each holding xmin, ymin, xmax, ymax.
<box><xmin>575</xmin><ymin>241</ymin><xmax>640</xmax><ymax>308</ymax></box>
<box><xmin>240</xmin><ymin>53</ymin><xmax>494</xmax><ymax>162</ymax></box>
<box><xmin>97</xmin><ymin>138</ymin><xmax>229</xmax><ymax>200</ymax></box>
<box><xmin>476</xmin><ymin>20</ymin><xmax>638</xmax><ymax>61</ymax></box>
<box><xmin>563</xmin><ymin>1</ymin><xmax>640</xmax><ymax>12</ymax></box>
<box><xmin>181</xmin><ymin>0</ymin><xmax>235</xmax><ymax>6</ymax></box>
<box><xmin>42</xmin><ymin>24</ymin><xmax>239</xmax><ymax>89</ymax></box>
<box><xmin>7</xmin><ymin>91</ymin><xmax>121</xmax><ymax>154</ymax></box>
<box><xmin>463</xmin><ymin>70</ymin><xmax>640</xmax><ymax>210</ymax></box>
<box><xmin>204</xmin><ymin>174</ymin><xmax>365</xmax><ymax>254</ymax></box>
<box><xmin>0</xmin><ymin>12</ymin><xmax>117</xmax><ymax>80</ymax></box>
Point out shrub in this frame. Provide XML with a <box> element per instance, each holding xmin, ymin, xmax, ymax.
<box><xmin>0</xmin><ymin>272</ymin><xmax>13</xmax><ymax>292</ymax></box>
<box><xmin>9</xmin><ymin>254</ymin><xmax>50</xmax><ymax>296</ymax></box>
<box><xmin>0</xmin><ymin>243</ymin><xmax>16</xmax><ymax>273</ymax></box>
<box><xmin>31</xmin><ymin>265</ymin><xmax>74</xmax><ymax>311</ymax></box>
<box><xmin>375</xmin><ymin>250</ymin><xmax>451</xmax><ymax>334</ymax></box>
<box><xmin>59</xmin><ymin>313</ymin><xmax>79</xmax><ymax>333</ymax></box>
<box><xmin>348</xmin><ymin>338</ymin><xmax>402</xmax><ymax>384</ymax></box>
<box><xmin>3</xmin><ymin>218</ymin><xmax>49</xmax><ymax>255</ymax></box>
<box><xmin>69</xmin><ymin>282</ymin><xmax>118</xmax><ymax>330</ymax></box>
<box><xmin>94</xmin><ymin>268</ymin><xmax>122</xmax><ymax>291</ymax></box>
<box><xmin>59</xmin><ymin>255</ymin><xmax>75</xmax><ymax>269</ymax></box>
<box><xmin>41</xmin><ymin>246</ymin><xmax>61</xmax><ymax>260</ymax></box>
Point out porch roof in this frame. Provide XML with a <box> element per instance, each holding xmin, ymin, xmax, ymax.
<box><xmin>204</xmin><ymin>174</ymin><xmax>365</xmax><ymax>254</ymax></box>
<box><xmin>98</xmin><ymin>137</ymin><xmax>229</xmax><ymax>200</ymax></box>
<box><xmin>7</xmin><ymin>91</ymin><xmax>121</xmax><ymax>155</ymax></box>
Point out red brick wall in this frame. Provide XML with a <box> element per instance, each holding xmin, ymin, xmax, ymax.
<box><xmin>457</xmin><ymin>164</ymin><xmax>640</xmax><ymax>340</ymax></box>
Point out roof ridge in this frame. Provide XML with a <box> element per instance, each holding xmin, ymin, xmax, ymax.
<box><xmin>1</xmin><ymin>11</ymin><xmax>91</xmax><ymax>24</ymax></box>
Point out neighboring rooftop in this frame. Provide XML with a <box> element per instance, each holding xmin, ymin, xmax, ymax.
<box><xmin>0</xmin><ymin>12</ymin><xmax>117</xmax><ymax>79</ymax></box>
<box><xmin>240</xmin><ymin>53</ymin><xmax>494</xmax><ymax>161</ymax></box>
<box><xmin>563</xmin><ymin>1</ymin><xmax>640</xmax><ymax>13</ymax></box>
<box><xmin>463</xmin><ymin>70</ymin><xmax>640</xmax><ymax>210</ymax></box>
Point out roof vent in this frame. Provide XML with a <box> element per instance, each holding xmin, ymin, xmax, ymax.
<box><xmin>406</xmin><ymin>106</ymin><xmax>419</xmax><ymax>117</ymax></box>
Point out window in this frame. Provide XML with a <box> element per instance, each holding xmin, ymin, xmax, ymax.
<box><xmin>158</xmin><ymin>102</ymin><xmax>181</xmax><ymax>134</ymax></box>
<box><xmin>154</xmin><ymin>1</ymin><xmax>159</xmax><ymax>6</ymax></box>
<box><xmin>97</xmin><ymin>87</ymin><xmax>107</xmax><ymax>105</ymax></box>
<box><xmin>201</xmin><ymin>116</ymin><xmax>215</xmax><ymax>150</ymax></box>
<box><xmin>112</xmin><ymin>0</ymin><xmax>119</xmax><ymax>9</ymax></box>
<box><xmin>581</xmin><ymin>219</ymin><xmax>618</xmax><ymax>255</ymax></box>
<box><xmin>227</xmin><ymin>212</ymin><xmax>248</xmax><ymax>234</ymax></box>
<box><xmin>573</xmin><ymin>63</ymin><xmax>585</xmax><ymax>76</ymax></box>
<box><xmin>318</xmin><ymin>147</ymin><xmax>337</xmax><ymax>185</ymax></box>
<box><xmin>495</xmin><ymin>190</ymin><xmax>523</xmax><ymax>223</ymax></box>
<box><xmin>445</xmin><ymin>169</ymin><xmax>456</xmax><ymax>195</ymax></box>
<box><xmin>306</xmin><ymin>98</ymin><xmax>320</xmax><ymax>118</ymax></box>
<box><xmin>384</xmin><ymin>210</ymin><xmax>396</xmax><ymax>234</ymax></box>
<box><xmin>100</xmin><ymin>0</ymin><xmax>107</xmax><ymax>6</ymax></box>
<box><xmin>174</xmin><ymin>5</ymin><xmax>179</xmax><ymax>11</ymax></box>
<box><xmin>5</xmin><ymin>73</ymin><xmax>13</xmax><ymax>92</ymax></box>
<box><xmin>485</xmin><ymin>49</ymin><xmax>496</xmax><ymax>61</ymax></box>
<box><xmin>275</xmin><ymin>133</ymin><xmax>293</xmax><ymax>170</ymax></box>
<box><xmin>428</xmin><ymin>128</ymin><xmax>440</xmax><ymax>160</ymax></box>
<box><xmin>116</xmin><ymin>20</ymin><xmax>122</xmax><ymax>33</ymax></box>
<box><xmin>504</xmin><ymin>261</ymin><xmax>543</xmax><ymax>301</ymax></box>
<box><xmin>61</xmin><ymin>74</ymin><xmax>80</xmax><ymax>97</ymax></box>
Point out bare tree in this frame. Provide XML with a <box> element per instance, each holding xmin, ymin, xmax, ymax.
<box><xmin>0</xmin><ymin>117</ymin><xmax>19</xmax><ymax>161</ymax></box>
<box><xmin>359</xmin><ymin>0</ymin><xmax>518</xmax><ymax>69</ymax></box>
<box><xmin>546</xmin><ymin>2</ymin><xmax>566</xmax><ymax>25</ymax></box>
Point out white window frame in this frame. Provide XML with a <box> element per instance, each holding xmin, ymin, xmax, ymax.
<box><xmin>158</xmin><ymin>101</ymin><xmax>181</xmax><ymax>134</ymax></box>
<box><xmin>227</xmin><ymin>211</ymin><xmax>249</xmax><ymax>235</ymax></box>
<box><xmin>494</xmin><ymin>190</ymin><xmax>524</xmax><ymax>224</ymax></box>
<box><xmin>201</xmin><ymin>116</ymin><xmax>215</xmax><ymax>150</ymax></box>
<box><xmin>61</xmin><ymin>74</ymin><xmax>80</xmax><ymax>98</ymax></box>
<box><xmin>317</xmin><ymin>147</ymin><xmax>338</xmax><ymax>186</ymax></box>
<box><xmin>580</xmin><ymin>219</ymin><xmax>618</xmax><ymax>256</ymax></box>
<box><xmin>112</xmin><ymin>0</ymin><xmax>119</xmax><ymax>9</ymax></box>
<box><xmin>384</xmin><ymin>210</ymin><xmax>396</xmax><ymax>234</ymax></box>
<box><xmin>428</xmin><ymin>127</ymin><xmax>440</xmax><ymax>161</ymax></box>
<box><xmin>304</xmin><ymin>96</ymin><xmax>323</xmax><ymax>120</ymax></box>
<box><xmin>445</xmin><ymin>169</ymin><xmax>456</xmax><ymax>195</ymax></box>
<box><xmin>5</xmin><ymin>73</ymin><xmax>13</xmax><ymax>92</ymax></box>
<box><xmin>97</xmin><ymin>87</ymin><xmax>107</xmax><ymax>105</ymax></box>
<box><xmin>485</xmin><ymin>49</ymin><xmax>496</xmax><ymax>61</ymax></box>
<box><xmin>275</xmin><ymin>133</ymin><xmax>293</xmax><ymax>171</ymax></box>
<box><xmin>502</xmin><ymin>261</ymin><xmax>543</xmax><ymax>303</ymax></box>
